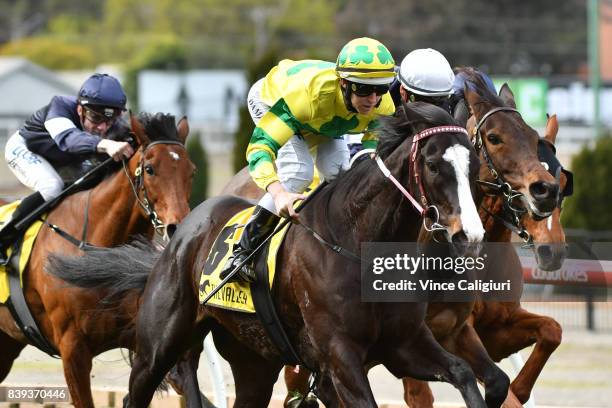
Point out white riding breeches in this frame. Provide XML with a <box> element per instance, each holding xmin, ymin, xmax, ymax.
<box><xmin>5</xmin><ymin>131</ymin><xmax>64</xmax><ymax>201</ymax></box>
<box><xmin>247</xmin><ymin>78</ymin><xmax>350</xmax><ymax>214</ymax></box>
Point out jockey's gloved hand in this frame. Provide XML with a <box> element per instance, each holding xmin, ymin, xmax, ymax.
<box><xmin>97</xmin><ymin>139</ymin><xmax>135</xmax><ymax>161</ymax></box>
<box><xmin>267</xmin><ymin>181</ymin><xmax>306</xmax><ymax>221</ymax></box>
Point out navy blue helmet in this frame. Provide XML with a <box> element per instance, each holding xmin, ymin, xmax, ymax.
<box><xmin>78</xmin><ymin>74</ymin><xmax>127</xmax><ymax>113</ymax></box>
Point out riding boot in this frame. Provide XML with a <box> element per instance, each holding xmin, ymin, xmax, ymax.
<box><xmin>220</xmin><ymin>205</ymin><xmax>280</xmax><ymax>283</ymax></box>
<box><xmin>0</xmin><ymin>191</ymin><xmax>46</xmax><ymax>254</ymax></box>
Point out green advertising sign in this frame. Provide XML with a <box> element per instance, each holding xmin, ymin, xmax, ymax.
<box><xmin>492</xmin><ymin>78</ymin><xmax>548</xmax><ymax>127</ymax></box>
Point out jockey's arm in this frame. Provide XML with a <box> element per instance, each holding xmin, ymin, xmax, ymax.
<box><xmin>246</xmin><ymin>98</ymin><xmax>310</xmax><ymax>219</ymax></box>
<box><xmin>246</xmin><ymin>98</ymin><xmax>307</xmax><ymax>190</ymax></box>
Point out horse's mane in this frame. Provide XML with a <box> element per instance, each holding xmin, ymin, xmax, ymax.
<box><xmin>324</xmin><ymin>102</ymin><xmax>459</xmax><ymax>218</ymax></box>
<box><xmin>137</xmin><ymin>112</ymin><xmax>181</xmax><ymax>143</ymax></box>
<box><xmin>375</xmin><ymin>102</ymin><xmax>459</xmax><ymax>159</ymax></box>
<box><xmin>454</xmin><ymin>67</ymin><xmax>504</xmax><ymax>108</ymax></box>
<box><xmin>332</xmin><ymin>102</ymin><xmax>458</xmax><ymax>189</ymax></box>
<box><xmin>68</xmin><ymin>113</ymin><xmax>181</xmax><ymax>190</ymax></box>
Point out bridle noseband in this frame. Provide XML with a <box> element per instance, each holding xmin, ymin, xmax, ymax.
<box><xmin>123</xmin><ymin>139</ymin><xmax>185</xmax><ymax>239</ymax></box>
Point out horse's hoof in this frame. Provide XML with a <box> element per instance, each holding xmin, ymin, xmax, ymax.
<box><xmin>286</xmin><ymin>394</ymin><xmax>319</xmax><ymax>408</ymax></box>
<box><xmin>501</xmin><ymin>389</ymin><xmax>523</xmax><ymax>408</ymax></box>
<box><xmin>122</xmin><ymin>393</ymin><xmax>130</xmax><ymax>408</ymax></box>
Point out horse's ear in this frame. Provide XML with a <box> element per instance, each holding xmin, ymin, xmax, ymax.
<box><xmin>498</xmin><ymin>83</ymin><xmax>517</xmax><ymax>108</ymax></box>
<box><xmin>543</xmin><ymin>114</ymin><xmax>559</xmax><ymax>144</ymax></box>
<box><xmin>130</xmin><ymin>111</ymin><xmax>150</xmax><ymax>146</ymax></box>
<box><xmin>464</xmin><ymin>84</ymin><xmax>486</xmax><ymax>118</ymax></box>
<box><xmin>176</xmin><ymin>116</ymin><xmax>189</xmax><ymax>144</ymax></box>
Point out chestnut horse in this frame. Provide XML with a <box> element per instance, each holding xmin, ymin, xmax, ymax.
<box><xmin>58</xmin><ymin>102</ymin><xmax>498</xmax><ymax>407</ymax></box>
<box><xmin>223</xmin><ymin>71</ymin><xmax>561</xmax><ymax>407</ymax></box>
<box><xmin>0</xmin><ymin>113</ymin><xmax>195</xmax><ymax>408</ymax></box>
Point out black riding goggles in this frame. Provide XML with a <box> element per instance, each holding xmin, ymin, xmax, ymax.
<box><xmin>83</xmin><ymin>105</ymin><xmax>121</xmax><ymax>125</ymax></box>
<box><xmin>350</xmin><ymin>82</ymin><xmax>390</xmax><ymax>97</ymax></box>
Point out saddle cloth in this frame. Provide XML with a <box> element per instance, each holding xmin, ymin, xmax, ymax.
<box><xmin>198</xmin><ymin>206</ymin><xmax>291</xmax><ymax>313</ymax></box>
<box><xmin>0</xmin><ymin>201</ymin><xmax>46</xmax><ymax>304</ymax></box>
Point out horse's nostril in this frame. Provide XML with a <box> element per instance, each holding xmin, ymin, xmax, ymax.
<box><xmin>537</xmin><ymin>244</ymin><xmax>553</xmax><ymax>261</ymax></box>
<box><xmin>529</xmin><ymin>181</ymin><xmax>559</xmax><ymax>200</ymax></box>
<box><xmin>166</xmin><ymin>224</ymin><xmax>177</xmax><ymax>238</ymax></box>
<box><xmin>452</xmin><ymin>230</ymin><xmax>468</xmax><ymax>246</ymax></box>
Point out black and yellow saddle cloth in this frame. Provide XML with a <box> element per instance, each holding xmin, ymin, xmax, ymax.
<box><xmin>198</xmin><ymin>206</ymin><xmax>291</xmax><ymax>313</ymax></box>
<box><xmin>0</xmin><ymin>201</ymin><xmax>46</xmax><ymax>304</ymax></box>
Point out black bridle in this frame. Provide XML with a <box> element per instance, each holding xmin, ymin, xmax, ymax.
<box><xmin>123</xmin><ymin>139</ymin><xmax>185</xmax><ymax>239</ymax></box>
<box><xmin>470</xmin><ymin>106</ymin><xmax>536</xmax><ymax>243</ymax></box>
<box><xmin>471</xmin><ymin>107</ymin><xmax>573</xmax><ymax>245</ymax></box>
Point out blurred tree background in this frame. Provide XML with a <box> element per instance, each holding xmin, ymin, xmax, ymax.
<box><xmin>0</xmin><ymin>0</ymin><xmax>597</xmax><ymax>213</ymax></box>
<box><xmin>562</xmin><ymin>135</ymin><xmax>612</xmax><ymax>230</ymax></box>
<box><xmin>0</xmin><ymin>0</ymin><xmax>588</xmax><ymax>75</ymax></box>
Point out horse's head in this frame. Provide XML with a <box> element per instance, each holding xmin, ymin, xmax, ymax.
<box><xmin>521</xmin><ymin>115</ymin><xmax>572</xmax><ymax>270</ymax></box>
<box><xmin>378</xmin><ymin>102</ymin><xmax>484</xmax><ymax>256</ymax></box>
<box><xmin>128</xmin><ymin>112</ymin><xmax>195</xmax><ymax>239</ymax></box>
<box><xmin>462</xmin><ymin>68</ymin><xmax>559</xmax><ymax>219</ymax></box>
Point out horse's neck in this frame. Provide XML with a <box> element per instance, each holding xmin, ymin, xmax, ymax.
<box><xmin>77</xmin><ymin>165</ymin><xmax>151</xmax><ymax>246</ymax></box>
<box><xmin>480</xmin><ymin>195</ymin><xmax>513</xmax><ymax>242</ymax></box>
<box><xmin>332</xmin><ymin>153</ymin><xmax>420</xmax><ymax>243</ymax></box>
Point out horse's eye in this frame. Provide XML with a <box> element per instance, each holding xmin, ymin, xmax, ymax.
<box><xmin>426</xmin><ymin>161</ymin><xmax>438</xmax><ymax>173</ymax></box>
<box><xmin>144</xmin><ymin>164</ymin><xmax>154</xmax><ymax>175</ymax></box>
<box><xmin>486</xmin><ymin>133</ymin><xmax>502</xmax><ymax>145</ymax></box>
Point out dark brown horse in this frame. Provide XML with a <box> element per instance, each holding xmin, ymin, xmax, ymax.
<box><xmin>0</xmin><ymin>113</ymin><xmax>195</xmax><ymax>408</ymax></box>
<box><xmin>56</xmin><ymin>102</ymin><xmax>499</xmax><ymax>407</ymax></box>
<box><xmin>224</xmin><ymin>71</ymin><xmax>561</xmax><ymax>407</ymax></box>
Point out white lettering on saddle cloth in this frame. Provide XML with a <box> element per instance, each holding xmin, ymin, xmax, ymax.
<box><xmin>198</xmin><ymin>206</ymin><xmax>289</xmax><ymax>313</ymax></box>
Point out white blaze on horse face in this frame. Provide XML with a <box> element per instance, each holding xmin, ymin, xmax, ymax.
<box><xmin>547</xmin><ymin>214</ymin><xmax>553</xmax><ymax>231</ymax></box>
<box><xmin>443</xmin><ymin>145</ymin><xmax>485</xmax><ymax>242</ymax></box>
<box><xmin>169</xmin><ymin>152</ymin><xmax>180</xmax><ymax>161</ymax></box>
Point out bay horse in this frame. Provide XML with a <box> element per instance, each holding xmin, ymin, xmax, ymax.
<box><xmin>54</xmin><ymin>102</ymin><xmax>497</xmax><ymax>407</ymax></box>
<box><xmin>223</xmin><ymin>71</ymin><xmax>562</xmax><ymax>407</ymax></box>
<box><xmin>0</xmin><ymin>112</ymin><xmax>195</xmax><ymax>408</ymax></box>
<box><xmin>401</xmin><ymin>112</ymin><xmax>570</xmax><ymax>408</ymax></box>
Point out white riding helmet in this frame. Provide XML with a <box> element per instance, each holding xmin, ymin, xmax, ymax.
<box><xmin>398</xmin><ymin>48</ymin><xmax>454</xmax><ymax>97</ymax></box>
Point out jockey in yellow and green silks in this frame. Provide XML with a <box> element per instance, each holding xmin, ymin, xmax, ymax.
<box><xmin>222</xmin><ymin>37</ymin><xmax>396</xmax><ymax>283</ymax></box>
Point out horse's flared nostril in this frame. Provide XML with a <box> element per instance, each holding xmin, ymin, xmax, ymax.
<box><xmin>537</xmin><ymin>244</ymin><xmax>553</xmax><ymax>262</ymax></box>
<box><xmin>452</xmin><ymin>230</ymin><xmax>468</xmax><ymax>247</ymax></box>
<box><xmin>529</xmin><ymin>181</ymin><xmax>559</xmax><ymax>214</ymax></box>
<box><xmin>450</xmin><ymin>230</ymin><xmax>482</xmax><ymax>259</ymax></box>
<box><xmin>529</xmin><ymin>181</ymin><xmax>559</xmax><ymax>201</ymax></box>
<box><xmin>166</xmin><ymin>224</ymin><xmax>177</xmax><ymax>238</ymax></box>
<box><xmin>534</xmin><ymin>243</ymin><xmax>568</xmax><ymax>271</ymax></box>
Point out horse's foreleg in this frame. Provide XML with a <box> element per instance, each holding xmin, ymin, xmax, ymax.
<box><xmin>401</xmin><ymin>378</ymin><xmax>434</xmax><ymax>408</ymax></box>
<box><xmin>383</xmin><ymin>325</ymin><xmax>486</xmax><ymax>408</ymax></box>
<box><xmin>127</xmin><ymin>263</ymin><xmax>200</xmax><ymax>408</ymax></box>
<box><xmin>317</xmin><ymin>335</ymin><xmax>377</xmax><ymax>407</ymax></box>
<box><xmin>166</xmin><ymin>341</ymin><xmax>213</xmax><ymax>408</ymax></box>
<box><xmin>476</xmin><ymin>307</ymin><xmax>562</xmax><ymax>404</ymax></box>
<box><xmin>283</xmin><ymin>365</ymin><xmax>311</xmax><ymax>407</ymax></box>
<box><xmin>448</xmin><ymin>323</ymin><xmax>509</xmax><ymax>408</ymax></box>
<box><xmin>212</xmin><ymin>327</ymin><xmax>281</xmax><ymax>408</ymax></box>
<box><xmin>58</xmin><ymin>337</ymin><xmax>94</xmax><ymax>408</ymax></box>
<box><xmin>0</xmin><ymin>330</ymin><xmax>26</xmax><ymax>381</ymax></box>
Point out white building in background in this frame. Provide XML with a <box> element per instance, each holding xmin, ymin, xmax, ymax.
<box><xmin>0</xmin><ymin>57</ymin><xmax>77</xmax><ymax>143</ymax></box>
<box><xmin>138</xmin><ymin>70</ymin><xmax>247</xmax><ymax>154</ymax></box>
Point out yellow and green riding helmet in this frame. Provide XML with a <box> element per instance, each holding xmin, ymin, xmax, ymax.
<box><xmin>336</xmin><ymin>37</ymin><xmax>396</xmax><ymax>85</ymax></box>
